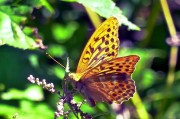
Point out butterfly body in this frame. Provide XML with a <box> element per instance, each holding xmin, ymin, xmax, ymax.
<box><xmin>67</xmin><ymin>17</ymin><xmax>140</xmax><ymax>107</ymax></box>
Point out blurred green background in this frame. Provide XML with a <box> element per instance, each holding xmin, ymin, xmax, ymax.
<box><xmin>0</xmin><ymin>0</ymin><xmax>180</xmax><ymax>119</ymax></box>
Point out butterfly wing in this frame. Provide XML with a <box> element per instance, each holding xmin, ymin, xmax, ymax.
<box><xmin>82</xmin><ymin>75</ymin><xmax>135</xmax><ymax>106</ymax></box>
<box><xmin>82</xmin><ymin>55</ymin><xmax>140</xmax><ymax>79</ymax></box>
<box><xmin>76</xmin><ymin>17</ymin><xmax>119</xmax><ymax>74</ymax></box>
<box><xmin>79</xmin><ymin>55</ymin><xmax>139</xmax><ymax>106</ymax></box>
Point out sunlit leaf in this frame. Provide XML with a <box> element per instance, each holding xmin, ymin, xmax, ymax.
<box><xmin>47</xmin><ymin>44</ymin><xmax>66</xmax><ymax>57</ymax></box>
<box><xmin>50</xmin><ymin>66</ymin><xmax>65</xmax><ymax>79</ymax></box>
<box><xmin>52</xmin><ymin>22</ymin><xmax>79</xmax><ymax>42</ymax></box>
<box><xmin>0</xmin><ymin>6</ymin><xmax>46</xmax><ymax>49</ymax></box>
<box><xmin>64</xmin><ymin>0</ymin><xmax>140</xmax><ymax>30</ymax></box>
<box><xmin>28</xmin><ymin>54</ymin><xmax>39</xmax><ymax>68</ymax></box>
<box><xmin>1</xmin><ymin>85</ymin><xmax>43</xmax><ymax>101</ymax></box>
<box><xmin>40</xmin><ymin>0</ymin><xmax>54</xmax><ymax>13</ymax></box>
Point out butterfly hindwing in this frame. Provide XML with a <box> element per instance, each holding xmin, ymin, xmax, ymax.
<box><xmin>78</xmin><ymin>55</ymin><xmax>139</xmax><ymax>106</ymax></box>
<box><xmin>80</xmin><ymin>74</ymin><xmax>135</xmax><ymax>106</ymax></box>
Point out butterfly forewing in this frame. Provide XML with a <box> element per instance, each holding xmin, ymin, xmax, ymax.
<box><xmin>82</xmin><ymin>55</ymin><xmax>140</xmax><ymax>79</ymax></box>
<box><xmin>76</xmin><ymin>17</ymin><xmax>119</xmax><ymax>74</ymax></box>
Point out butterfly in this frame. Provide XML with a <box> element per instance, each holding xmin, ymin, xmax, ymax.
<box><xmin>67</xmin><ymin>17</ymin><xmax>140</xmax><ymax>107</ymax></box>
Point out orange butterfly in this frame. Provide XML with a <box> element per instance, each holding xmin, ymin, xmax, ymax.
<box><xmin>67</xmin><ymin>17</ymin><xmax>140</xmax><ymax>106</ymax></box>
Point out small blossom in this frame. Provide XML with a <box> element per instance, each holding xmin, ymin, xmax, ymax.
<box><xmin>57</xmin><ymin>105</ymin><xmax>64</xmax><ymax>111</ymax></box>
<box><xmin>77</xmin><ymin>102</ymin><xmax>82</xmax><ymax>107</ymax></box>
<box><xmin>54</xmin><ymin>112</ymin><xmax>61</xmax><ymax>118</ymax></box>
<box><xmin>70</xmin><ymin>99</ymin><xmax>76</xmax><ymax>104</ymax></box>
<box><xmin>27</xmin><ymin>75</ymin><xmax>56</xmax><ymax>93</ymax></box>
<box><xmin>27</xmin><ymin>75</ymin><xmax>36</xmax><ymax>83</ymax></box>
<box><xmin>50</xmin><ymin>89</ymin><xmax>55</xmax><ymax>93</ymax></box>
<box><xmin>166</xmin><ymin>34</ymin><xmax>180</xmax><ymax>46</ymax></box>
<box><xmin>27</xmin><ymin>75</ymin><xmax>92</xmax><ymax>119</ymax></box>
<box><xmin>42</xmin><ymin>79</ymin><xmax>46</xmax><ymax>85</ymax></box>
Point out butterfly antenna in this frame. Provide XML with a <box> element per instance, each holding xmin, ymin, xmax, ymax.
<box><xmin>46</xmin><ymin>53</ymin><xmax>65</xmax><ymax>69</ymax></box>
<box><xmin>65</xmin><ymin>57</ymin><xmax>70</xmax><ymax>73</ymax></box>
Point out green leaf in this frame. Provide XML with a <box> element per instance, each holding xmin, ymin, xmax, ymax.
<box><xmin>64</xmin><ymin>0</ymin><xmax>140</xmax><ymax>30</ymax></box>
<box><xmin>28</xmin><ymin>54</ymin><xmax>39</xmax><ymax>68</ymax></box>
<box><xmin>0</xmin><ymin>7</ymin><xmax>46</xmax><ymax>49</ymax></box>
<box><xmin>47</xmin><ymin>44</ymin><xmax>66</xmax><ymax>57</ymax></box>
<box><xmin>1</xmin><ymin>85</ymin><xmax>43</xmax><ymax>101</ymax></box>
<box><xmin>0</xmin><ymin>6</ymin><xmax>32</xmax><ymax>23</ymax></box>
<box><xmin>50</xmin><ymin>66</ymin><xmax>65</xmax><ymax>79</ymax></box>
<box><xmin>0</xmin><ymin>101</ymin><xmax>54</xmax><ymax>119</ymax></box>
<box><xmin>40</xmin><ymin>0</ymin><xmax>54</xmax><ymax>13</ymax></box>
<box><xmin>52</xmin><ymin>22</ymin><xmax>79</xmax><ymax>42</ymax></box>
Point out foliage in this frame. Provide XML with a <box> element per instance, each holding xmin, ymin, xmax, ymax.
<box><xmin>64</xmin><ymin>0</ymin><xmax>140</xmax><ymax>30</ymax></box>
<box><xmin>0</xmin><ymin>0</ymin><xmax>180</xmax><ymax>119</ymax></box>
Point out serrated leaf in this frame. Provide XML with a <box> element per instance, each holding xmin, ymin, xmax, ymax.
<box><xmin>65</xmin><ymin>0</ymin><xmax>140</xmax><ymax>30</ymax></box>
<box><xmin>0</xmin><ymin>7</ymin><xmax>46</xmax><ymax>49</ymax></box>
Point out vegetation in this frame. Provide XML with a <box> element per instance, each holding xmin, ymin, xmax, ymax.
<box><xmin>0</xmin><ymin>0</ymin><xmax>180</xmax><ymax>119</ymax></box>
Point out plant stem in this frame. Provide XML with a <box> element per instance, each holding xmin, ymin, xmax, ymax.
<box><xmin>85</xmin><ymin>6</ymin><xmax>102</xmax><ymax>29</ymax></box>
<box><xmin>131</xmin><ymin>92</ymin><xmax>150</xmax><ymax>119</ymax></box>
<box><xmin>155</xmin><ymin>0</ymin><xmax>179</xmax><ymax>118</ymax></box>
<box><xmin>160</xmin><ymin>0</ymin><xmax>178</xmax><ymax>89</ymax></box>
